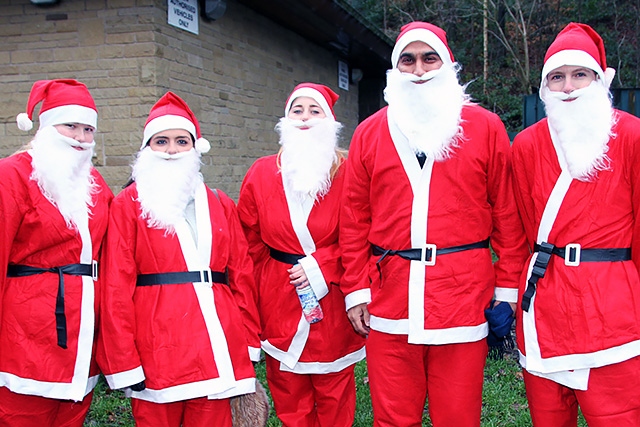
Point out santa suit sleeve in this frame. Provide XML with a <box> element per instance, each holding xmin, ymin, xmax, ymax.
<box><xmin>298</xmin><ymin>164</ymin><xmax>346</xmax><ymax>301</ymax></box>
<box><xmin>623</xmin><ymin>117</ymin><xmax>640</xmax><ymax>271</ymax></box>
<box><xmin>215</xmin><ymin>189</ymin><xmax>262</xmax><ymax>361</ymax></box>
<box><xmin>339</xmin><ymin>126</ymin><xmax>373</xmax><ymax>310</ymax></box>
<box><xmin>97</xmin><ymin>190</ymin><xmax>146</xmax><ymax>390</ymax></box>
<box><xmin>298</xmin><ymin>245</ymin><xmax>336</xmax><ymax>301</ymax></box>
<box><xmin>510</xmin><ymin>130</ymin><xmax>537</xmax><ymax>251</ymax></box>
<box><xmin>0</xmin><ymin>158</ymin><xmax>28</xmax><ymax>346</ymax></box>
<box><xmin>485</xmin><ymin>114</ymin><xmax>529</xmax><ymax>303</ymax></box>
<box><xmin>237</xmin><ymin>166</ymin><xmax>270</xmax><ymax>278</ymax></box>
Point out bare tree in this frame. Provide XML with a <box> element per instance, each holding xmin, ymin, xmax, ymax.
<box><xmin>480</xmin><ymin>0</ymin><xmax>540</xmax><ymax>94</ymax></box>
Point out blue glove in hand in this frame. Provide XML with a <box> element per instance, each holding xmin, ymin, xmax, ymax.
<box><xmin>484</xmin><ymin>301</ymin><xmax>515</xmax><ymax>360</ymax></box>
<box><xmin>485</xmin><ymin>300</ymin><xmax>514</xmax><ymax>338</ymax></box>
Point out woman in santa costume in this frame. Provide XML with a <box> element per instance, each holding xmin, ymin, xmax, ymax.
<box><xmin>97</xmin><ymin>92</ymin><xmax>262</xmax><ymax>427</ymax></box>
<box><xmin>0</xmin><ymin>79</ymin><xmax>113</xmax><ymax>426</ymax></box>
<box><xmin>237</xmin><ymin>83</ymin><xmax>366</xmax><ymax>427</ymax></box>
<box><xmin>511</xmin><ymin>23</ymin><xmax>640</xmax><ymax>426</ymax></box>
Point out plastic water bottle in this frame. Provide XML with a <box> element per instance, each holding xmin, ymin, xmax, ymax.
<box><xmin>295</xmin><ymin>281</ymin><xmax>324</xmax><ymax>324</ymax></box>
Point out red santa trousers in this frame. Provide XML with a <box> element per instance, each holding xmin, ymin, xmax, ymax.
<box><xmin>524</xmin><ymin>354</ymin><xmax>640</xmax><ymax>427</ymax></box>
<box><xmin>366</xmin><ymin>330</ymin><xmax>487</xmax><ymax>427</ymax></box>
<box><xmin>0</xmin><ymin>387</ymin><xmax>92</xmax><ymax>427</ymax></box>
<box><xmin>131</xmin><ymin>396</ymin><xmax>232</xmax><ymax>427</ymax></box>
<box><xmin>265</xmin><ymin>354</ymin><xmax>356</xmax><ymax>427</ymax></box>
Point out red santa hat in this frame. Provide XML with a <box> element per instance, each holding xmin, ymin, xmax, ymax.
<box><xmin>16</xmin><ymin>79</ymin><xmax>98</xmax><ymax>131</ymax></box>
<box><xmin>284</xmin><ymin>83</ymin><xmax>339</xmax><ymax>120</ymax></box>
<box><xmin>391</xmin><ymin>21</ymin><xmax>455</xmax><ymax>68</ymax></box>
<box><xmin>142</xmin><ymin>91</ymin><xmax>211</xmax><ymax>154</ymax></box>
<box><xmin>541</xmin><ymin>22</ymin><xmax>615</xmax><ymax>88</ymax></box>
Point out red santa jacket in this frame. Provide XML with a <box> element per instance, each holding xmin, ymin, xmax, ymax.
<box><xmin>237</xmin><ymin>155</ymin><xmax>365</xmax><ymax>373</ymax></box>
<box><xmin>97</xmin><ymin>182</ymin><xmax>260</xmax><ymax>403</ymax></box>
<box><xmin>340</xmin><ymin>104</ymin><xmax>528</xmax><ymax>345</ymax></box>
<box><xmin>511</xmin><ymin>111</ymin><xmax>640</xmax><ymax>374</ymax></box>
<box><xmin>0</xmin><ymin>151</ymin><xmax>112</xmax><ymax>401</ymax></box>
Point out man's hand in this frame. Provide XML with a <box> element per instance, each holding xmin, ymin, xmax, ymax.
<box><xmin>347</xmin><ymin>303</ymin><xmax>370</xmax><ymax>337</ymax></box>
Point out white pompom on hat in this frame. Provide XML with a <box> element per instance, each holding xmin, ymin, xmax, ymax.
<box><xmin>16</xmin><ymin>79</ymin><xmax>98</xmax><ymax>131</ymax></box>
<box><xmin>284</xmin><ymin>83</ymin><xmax>339</xmax><ymax>120</ymax></box>
<box><xmin>142</xmin><ymin>91</ymin><xmax>211</xmax><ymax>154</ymax></box>
<box><xmin>541</xmin><ymin>22</ymin><xmax>615</xmax><ymax>89</ymax></box>
<box><xmin>391</xmin><ymin>21</ymin><xmax>455</xmax><ymax>68</ymax></box>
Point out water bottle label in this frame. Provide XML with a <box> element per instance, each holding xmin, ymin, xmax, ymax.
<box><xmin>296</xmin><ymin>285</ymin><xmax>323</xmax><ymax>323</ymax></box>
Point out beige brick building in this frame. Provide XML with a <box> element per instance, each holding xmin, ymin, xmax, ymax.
<box><xmin>0</xmin><ymin>0</ymin><xmax>391</xmax><ymax>198</ymax></box>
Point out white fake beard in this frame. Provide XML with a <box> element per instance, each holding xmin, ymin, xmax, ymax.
<box><xmin>132</xmin><ymin>147</ymin><xmax>203</xmax><ymax>233</ymax></box>
<box><xmin>29</xmin><ymin>125</ymin><xmax>97</xmax><ymax>230</ymax></box>
<box><xmin>276</xmin><ymin>117</ymin><xmax>342</xmax><ymax>201</ymax></box>
<box><xmin>384</xmin><ymin>64</ymin><xmax>469</xmax><ymax>161</ymax></box>
<box><xmin>542</xmin><ymin>81</ymin><xmax>616</xmax><ymax>181</ymax></box>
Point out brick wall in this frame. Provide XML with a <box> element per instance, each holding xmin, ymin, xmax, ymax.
<box><xmin>0</xmin><ymin>0</ymin><xmax>361</xmax><ymax>199</ymax></box>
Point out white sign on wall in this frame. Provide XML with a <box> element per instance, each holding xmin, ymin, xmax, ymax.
<box><xmin>168</xmin><ymin>0</ymin><xmax>199</xmax><ymax>35</ymax></box>
<box><xmin>338</xmin><ymin>60</ymin><xmax>349</xmax><ymax>91</ymax></box>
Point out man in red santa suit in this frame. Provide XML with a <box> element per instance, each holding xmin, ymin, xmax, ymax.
<box><xmin>97</xmin><ymin>92</ymin><xmax>262</xmax><ymax>427</ymax></box>
<box><xmin>340</xmin><ymin>22</ymin><xmax>529</xmax><ymax>426</ymax></box>
<box><xmin>511</xmin><ymin>23</ymin><xmax>640</xmax><ymax>427</ymax></box>
<box><xmin>0</xmin><ymin>79</ymin><xmax>113</xmax><ymax>426</ymax></box>
<box><xmin>237</xmin><ymin>83</ymin><xmax>366</xmax><ymax>427</ymax></box>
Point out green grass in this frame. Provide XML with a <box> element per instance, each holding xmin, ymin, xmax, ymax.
<box><xmin>85</xmin><ymin>353</ymin><xmax>587</xmax><ymax>426</ymax></box>
<box><xmin>480</xmin><ymin>356</ymin><xmax>532</xmax><ymax>427</ymax></box>
<box><xmin>84</xmin><ymin>380</ymin><xmax>133</xmax><ymax>426</ymax></box>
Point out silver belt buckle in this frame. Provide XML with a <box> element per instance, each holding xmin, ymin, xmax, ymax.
<box><xmin>199</xmin><ymin>268</ymin><xmax>213</xmax><ymax>286</ymax></box>
<box><xmin>92</xmin><ymin>260</ymin><xmax>99</xmax><ymax>281</ymax></box>
<box><xmin>564</xmin><ymin>243</ymin><xmax>581</xmax><ymax>266</ymax></box>
<box><xmin>420</xmin><ymin>244</ymin><xmax>437</xmax><ymax>266</ymax></box>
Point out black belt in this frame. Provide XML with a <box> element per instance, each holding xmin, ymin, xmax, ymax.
<box><xmin>7</xmin><ymin>262</ymin><xmax>98</xmax><ymax>349</ymax></box>
<box><xmin>371</xmin><ymin>238</ymin><xmax>490</xmax><ymax>284</ymax></box>
<box><xmin>521</xmin><ymin>243</ymin><xmax>631</xmax><ymax>311</ymax></box>
<box><xmin>136</xmin><ymin>270</ymin><xmax>228</xmax><ymax>287</ymax></box>
<box><xmin>372</xmin><ymin>238</ymin><xmax>490</xmax><ymax>265</ymax></box>
<box><xmin>268</xmin><ymin>246</ymin><xmax>304</xmax><ymax>265</ymax></box>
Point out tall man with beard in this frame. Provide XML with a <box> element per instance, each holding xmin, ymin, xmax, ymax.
<box><xmin>340</xmin><ymin>22</ymin><xmax>528</xmax><ymax>426</ymax></box>
<box><xmin>97</xmin><ymin>92</ymin><xmax>262</xmax><ymax>427</ymax></box>
<box><xmin>0</xmin><ymin>79</ymin><xmax>113</xmax><ymax>426</ymax></box>
<box><xmin>511</xmin><ymin>23</ymin><xmax>640</xmax><ymax>426</ymax></box>
<box><xmin>237</xmin><ymin>83</ymin><xmax>366</xmax><ymax>427</ymax></box>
